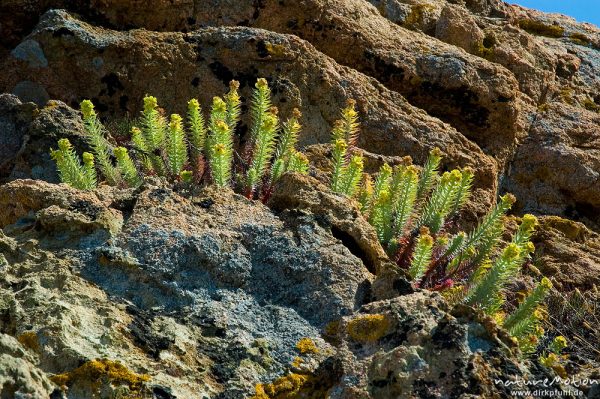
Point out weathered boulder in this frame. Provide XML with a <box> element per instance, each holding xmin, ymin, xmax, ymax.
<box><xmin>0</xmin><ymin>334</ymin><xmax>57</xmax><ymax>398</ymax></box>
<box><xmin>533</xmin><ymin>216</ymin><xmax>600</xmax><ymax>290</ymax></box>
<box><xmin>0</xmin><ymin>177</ymin><xmax>374</xmax><ymax>396</ymax></box>
<box><xmin>502</xmin><ymin>103</ymin><xmax>600</xmax><ymax>229</ymax></box>
<box><xmin>0</xmin><ymin>94</ymin><xmax>89</xmax><ymax>184</ymax></box>
<box><xmin>2</xmin><ymin>2</ymin><xmax>524</xmax><ymax>163</ymax></box>
<box><xmin>0</xmin><ymin>177</ymin><xmax>566</xmax><ymax>398</ymax></box>
<box><xmin>0</xmin><ymin>10</ymin><xmax>499</xmax><ymax>218</ymax></box>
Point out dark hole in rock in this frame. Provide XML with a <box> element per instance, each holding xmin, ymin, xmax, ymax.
<box><xmin>330</xmin><ymin>225</ymin><xmax>376</xmax><ymax>274</ymax></box>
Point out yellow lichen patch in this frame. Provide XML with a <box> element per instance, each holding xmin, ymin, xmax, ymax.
<box><xmin>569</xmin><ymin>32</ymin><xmax>592</xmax><ymax>47</ymax></box>
<box><xmin>291</xmin><ymin>357</ymin><xmax>304</xmax><ymax>368</ymax></box>
<box><xmin>17</xmin><ymin>331</ymin><xmax>40</xmax><ymax>352</ymax></box>
<box><xmin>518</xmin><ymin>19</ymin><xmax>565</xmax><ymax>38</ymax></box>
<box><xmin>543</xmin><ymin>216</ymin><xmax>589</xmax><ymax>242</ymax></box>
<box><xmin>250</xmin><ymin>373</ymin><xmax>310</xmax><ymax>399</ymax></box>
<box><xmin>296</xmin><ymin>338</ymin><xmax>318</xmax><ymax>355</ymax></box>
<box><xmin>44</xmin><ymin>100</ymin><xmax>61</xmax><ymax>110</ymax></box>
<box><xmin>403</xmin><ymin>3</ymin><xmax>436</xmax><ymax>30</ymax></box>
<box><xmin>559</xmin><ymin>87</ymin><xmax>575</xmax><ymax>105</ymax></box>
<box><xmin>582</xmin><ymin>98</ymin><xmax>600</xmax><ymax>113</ymax></box>
<box><xmin>49</xmin><ymin>359</ymin><xmax>149</xmax><ymax>395</ymax></box>
<box><xmin>347</xmin><ymin>314</ymin><xmax>390</xmax><ymax>343</ymax></box>
<box><xmin>265</xmin><ymin>42</ymin><xmax>287</xmax><ymax>57</ymax></box>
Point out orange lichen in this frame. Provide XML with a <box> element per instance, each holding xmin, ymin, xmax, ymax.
<box><xmin>17</xmin><ymin>331</ymin><xmax>40</xmax><ymax>352</ymax></box>
<box><xmin>347</xmin><ymin>314</ymin><xmax>390</xmax><ymax>343</ymax></box>
<box><xmin>296</xmin><ymin>338</ymin><xmax>319</xmax><ymax>355</ymax></box>
<box><xmin>49</xmin><ymin>358</ymin><xmax>149</xmax><ymax>395</ymax></box>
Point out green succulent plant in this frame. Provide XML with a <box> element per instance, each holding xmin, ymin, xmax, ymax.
<box><xmin>51</xmin><ymin>78</ymin><xmax>309</xmax><ymax>198</ymax></box>
<box><xmin>330</xmin><ymin>106</ymin><xmax>553</xmax><ymax>356</ymax></box>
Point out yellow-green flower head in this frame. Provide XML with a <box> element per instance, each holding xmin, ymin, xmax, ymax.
<box><xmin>533</xmin><ymin>308</ymin><xmax>544</xmax><ymax>320</ymax></box>
<box><xmin>334</xmin><ymin>138</ymin><xmax>347</xmax><ymax>152</ymax></box>
<box><xmin>169</xmin><ymin>114</ymin><xmax>183</xmax><ymax>130</ymax></box>
<box><xmin>542</xmin><ymin>352</ymin><xmax>559</xmax><ymax>365</ymax></box>
<box><xmin>534</xmin><ymin>325</ymin><xmax>545</xmax><ymax>336</ymax></box>
<box><xmin>57</xmin><ymin>138</ymin><xmax>72</xmax><ymax>151</ymax></box>
<box><xmin>504</xmin><ymin>243</ymin><xmax>521</xmax><ymax>260</ymax></box>
<box><xmin>540</xmin><ymin>277</ymin><xmax>553</xmax><ymax>290</ymax></box>
<box><xmin>436</xmin><ymin>233</ymin><xmax>449</xmax><ymax>246</ymax></box>
<box><xmin>343</xmin><ymin>99</ymin><xmax>358</xmax><ymax>118</ymax></box>
<box><xmin>264</xmin><ymin>113</ymin><xmax>278</xmax><ymax>130</ymax></box>
<box><xmin>501</xmin><ymin>193</ymin><xmax>516</xmax><ymax>207</ymax></box>
<box><xmin>350</xmin><ymin>155</ymin><xmax>364</xmax><ymax>168</ymax></box>
<box><xmin>419</xmin><ymin>233</ymin><xmax>434</xmax><ymax>247</ymax></box>
<box><xmin>212</xmin><ymin>97</ymin><xmax>227</xmax><ymax>113</ymax></box>
<box><xmin>187</xmin><ymin>98</ymin><xmax>200</xmax><ymax>110</ymax></box>
<box><xmin>449</xmin><ymin>169</ymin><xmax>462</xmax><ymax>182</ymax></box>
<box><xmin>82</xmin><ymin>152</ymin><xmax>94</xmax><ymax>165</ymax></box>
<box><xmin>213</xmin><ymin>143</ymin><xmax>226</xmax><ymax>155</ymax></box>
<box><xmin>553</xmin><ymin>335</ymin><xmax>567</xmax><ymax>350</ymax></box>
<box><xmin>229</xmin><ymin>80</ymin><xmax>240</xmax><ymax>91</ymax></box>
<box><xmin>114</xmin><ymin>146</ymin><xmax>127</xmax><ymax>158</ymax></box>
<box><xmin>293</xmin><ymin>151</ymin><xmax>308</xmax><ymax>164</ymax></box>
<box><xmin>378</xmin><ymin>190</ymin><xmax>391</xmax><ymax>203</ymax></box>
<box><xmin>430</xmin><ymin>147</ymin><xmax>443</xmax><ymax>158</ymax></box>
<box><xmin>380</xmin><ymin>163</ymin><xmax>393</xmax><ymax>176</ymax></box>
<box><xmin>143</xmin><ymin>96</ymin><xmax>158</xmax><ymax>113</ymax></box>
<box><xmin>80</xmin><ymin>99</ymin><xmax>95</xmax><ymax>119</ymax></box>
<box><xmin>525</xmin><ymin>242</ymin><xmax>535</xmax><ymax>254</ymax></box>
<box><xmin>521</xmin><ymin>214</ymin><xmax>538</xmax><ymax>231</ymax></box>
<box><xmin>256</xmin><ymin>78</ymin><xmax>268</xmax><ymax>90</ymax></box>
<box><xmin>215</xmin><ymin>120</ymin><xmax>229</xmax><ymax>132</ymax></box>
<box><xmin>406</xmin><ymin>165</ymin><xmax>419</xmax><ymax>178</ymax></box>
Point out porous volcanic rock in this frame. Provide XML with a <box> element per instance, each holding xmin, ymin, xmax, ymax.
<box><xmin>533</xmin><ymin>216</ymin><xmax>600</xmax><ymax>290</ymax></box>
<box><xmin>0</xmin><ymin>94</ymin><xmax>89</xmax><ymax>184</ymax></box>
<box><xmin>503</xmin><ymin>103</ymin><xmax>600</xmax><ymax>229</ymax></box>
<box><xmin>0</xmin><ymin>177</ymin><xmax>565</xmax><ymax>398</ymax></box>
<box><xmin>0</xmin><ymin>10</ymin><xmax>499</xmax><ymax>218</ymax></box>
<box><xmin>2</xmin><ymin>3</ymin><xmax>523</xmax><ymax>163</ymax></box>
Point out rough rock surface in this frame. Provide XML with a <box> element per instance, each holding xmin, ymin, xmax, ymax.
<box><xmin>533</xmin><ymin>216</ymin><xmax>600</xmax><ymax>290</ymax></box>
<box><xmin>0</xmin><ymin>94</ymin><xmax>89</xmax><ymax>184</ymax></box>
<box><xmin>1</xmin><ymin>0</ymin><xmax>600</xmax><ymax>397</ymax></box>
<box><xmin>503</xmin><ymin>103</ymin><xmax>600</xmax><ymax>229</ymax></box>
<box><xmin>1</xmin><ymin>1</ymin><xmax>599</xmax><ymax>230</ymax></box>
<box><xmin>0</xmin><ymin>177</ymin><xmax>555</xmax><ymax>398</ymax></box>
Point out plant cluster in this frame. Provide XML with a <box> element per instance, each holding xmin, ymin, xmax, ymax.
<box><xmin>51</xmin><ymin>79</ymin><xmax>309</xmax><ymax>199</ymax></box>
<box><xmin>330</xmin><ymin>105</ymin><xmax>554</xmax><ymax>355</ymax></box>
<box><xmin>52</xmin><ymin>84</ymin><xmax>560</xmax><ymax>357</ymax></box>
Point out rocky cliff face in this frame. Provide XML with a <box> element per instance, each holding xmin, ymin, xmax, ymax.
<box><xmin>0</xmin><ymin>0</ymin><xmax>599</xmax><ymax>398</ymax></box>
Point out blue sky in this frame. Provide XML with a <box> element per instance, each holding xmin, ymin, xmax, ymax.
<box><xmin>511</xmin><ymin>1</ymin><xmax>600</xmax><ymax>26</ymax></box>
